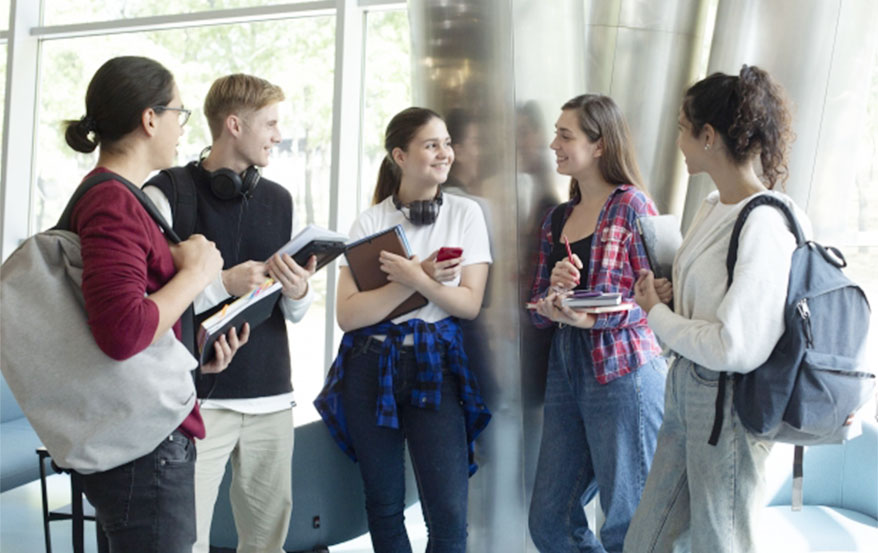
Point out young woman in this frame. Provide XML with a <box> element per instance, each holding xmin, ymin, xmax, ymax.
<box><xmin>625</xmin><ymin>65</ymin><xmax>804</xmax><ymax>553</ymax></box>
<box><xmin>315</xmin><ymin>107</ymin><xmax>492</xmax><ymax>553</ymax></box>
<box><xmin>64</xmin><ymin>56</ymin><xmax>248</xmax><ymax>552</ymax></box>
<box><xmin>527</xmin><ymin>94</ymin><xmax>667</xmax><ymax>553</ymax></box>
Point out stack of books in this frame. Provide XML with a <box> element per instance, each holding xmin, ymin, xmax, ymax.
<box><xmin>561</xmin><ymin>290</ymin><xmax>633</xmax><ymax>313</ymax></box>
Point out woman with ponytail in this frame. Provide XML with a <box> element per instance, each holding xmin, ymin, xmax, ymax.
<box><xmin>527</xmin><ymin>94</ymin><xmax>666</xmax><ymax>553</ymax></box>
<box><xmin>625</xmin><ymin>65</ymin><xmax>808</xmax><ymax>553</ymax></box>
<box><xmin>65</xmin><ymin>56</ymin><xmax>248</xmax><ymax>552</ymax></box>
<box><xmin>315</xmin><ymin>107</ymin><xmax>492</xmax><ymax>553</ymax></box>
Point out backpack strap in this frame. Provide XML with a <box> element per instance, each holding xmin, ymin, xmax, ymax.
<box><xmin>151</xmin><ymin>166</ymin><xmax>200</xmax><ymax>356</ymax></box>
<box><xmin>55</xmin><ymin>172</ymin><xmax>182</xmax><ymax>244</ymax></box>
<box><xmin>726</xmin><ymin>194</ymin><xmax>805</xmax><ymax>287</ymax></box>
<box><xmin>158</xmin><ymin>165</ymin><xmax>199</xmax><ymax>240</ymax></box>
<box><xmin>708</xmin><ymin>194</ymin><xmax>804</xmax><ymax>446</ymax></box>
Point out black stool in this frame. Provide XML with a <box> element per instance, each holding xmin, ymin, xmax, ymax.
<box><xmin>36</xmin><ymin>448</ymin><xmax>109</xmax><ymax>553</ymax></box>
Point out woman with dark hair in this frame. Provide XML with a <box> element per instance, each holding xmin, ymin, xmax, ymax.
<box><xmin>64</xmin><ymin>56</ymin><xmax>248</xmax><ymax>552</ymax></box>
<box><xmin>527</xmin><ymin>94</ymin><xmax>667</xmax><ymax>553</ymax></box>
<box><xmin>625</xmin><ymin>65</ymin><xmax>806</xmax><ymax>553</ymax></box>
<box><xmin>315</xmin><ymin>107</ymin><xmax>492</xmax><ymax>553</ymax></box>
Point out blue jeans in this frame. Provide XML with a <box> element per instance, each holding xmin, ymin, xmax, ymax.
<box><xmin>341</xmin><ymin>336</ymin><xmax>469</xmax><ymax>553</ymax></box>
<box><xmin>80</xmin><ymin>429</ymin><xmax>196</xmax><ymax>553</ymax></box>
<box><xmin>623</xmin><ymin>357</ymin><xmax>773</xmax><ymax>553</ymax></box>
<box><xmin>529</xmin><ymin>326</ymin><xmax>666</xmax><ymax>553</ymax></box>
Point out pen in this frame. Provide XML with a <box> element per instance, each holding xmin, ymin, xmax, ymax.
<box><xmin>564</xmin><ymin>235</ymin><xmax>574</xmax><ymax>265</ymax></box>
<box><xmin>564</xmin><ymin>235</ymin><xmax>580</xmax><ymax>287</ymax></box>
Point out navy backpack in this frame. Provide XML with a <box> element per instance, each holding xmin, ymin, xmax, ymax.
<box><xmin>708</xmin><ymin>194</ymin><xmax>874</xmax><ymax>507</ymax></box>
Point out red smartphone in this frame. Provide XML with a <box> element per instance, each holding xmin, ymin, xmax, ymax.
<box><xmin>436</xmin><ymin>246</ymin><xmax>463</xmax><ymax>262</ymax></box>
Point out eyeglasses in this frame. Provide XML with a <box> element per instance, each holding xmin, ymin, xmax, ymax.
<box><xmin>153</xmin><ymin>105</ymin><xmax>192</xmax><ymax>127</ymax></box>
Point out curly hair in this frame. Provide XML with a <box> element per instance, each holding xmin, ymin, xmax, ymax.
<box><xmin>682</xmin><ymin>65</ymin><xmax>793</xmax><ymax>189</ymax></box>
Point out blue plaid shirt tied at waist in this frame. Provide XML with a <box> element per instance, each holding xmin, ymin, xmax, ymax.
<box><xmin>314</xmin><ymin>317</ymin><xmax>491</xmax><ymax>476</ymax></box>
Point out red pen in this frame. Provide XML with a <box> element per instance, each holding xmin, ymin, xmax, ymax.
<box><xmin>564</xmin><ymin>235</ymin><xmax>580</xmax><ymax>286</ymax></box>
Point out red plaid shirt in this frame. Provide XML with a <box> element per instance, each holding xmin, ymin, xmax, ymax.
<box><xmin>529</xmin><ymin>185</ymin><xmax>663</xmax><ymax>384</ymax></box>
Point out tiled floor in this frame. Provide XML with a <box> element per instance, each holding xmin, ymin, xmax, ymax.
<box><xmin>0</xmin><ymin>473</ymin><xmax>427</xmax><ymax>553</ymax></box>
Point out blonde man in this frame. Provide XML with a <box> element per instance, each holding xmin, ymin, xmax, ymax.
<box><xmin>145</xmin><ymin>74</ymin><xmax>315</xmax><ymax>553</ymax></box>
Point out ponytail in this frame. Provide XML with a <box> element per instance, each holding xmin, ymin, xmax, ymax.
<box><xmin>372</xmin><ymin>156</ymin><xmax>401</xmax><ymax>205</ymax></box>
<box><xmin>64</xmin><ymin>116</ymin><xmax>99</xmax><ymax>153</ymax></box>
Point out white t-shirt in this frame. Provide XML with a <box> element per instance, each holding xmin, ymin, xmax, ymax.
<box><xmin>340</xmin><ymin>193</ymin><xmax>492</xmax><ymax>324</ymax></box>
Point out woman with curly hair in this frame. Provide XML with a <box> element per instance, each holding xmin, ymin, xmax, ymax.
<box><xmin>625</xmin><ymin>65</ymin><xmax>809</xmax><ymax>553</ymax></box>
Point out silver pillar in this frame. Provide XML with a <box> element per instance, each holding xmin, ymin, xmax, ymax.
<box><xmin>681</xmin><ymin>0</ymin><xmax>878</xmax><ymax>233</ymax></box>
<box><xmin>409</xmin><ymin>1</ymin><xmax>706</xmax><ymax>551</ymax></box>
<box><xmin>408</xmin><ymin>0</ymin><xmax>876</xmax><ymax>549</ymax></box>
<box><xmin>582</xmin><ymin>0</ymin><xmax>710</xmax><ymax>215</ymax></box>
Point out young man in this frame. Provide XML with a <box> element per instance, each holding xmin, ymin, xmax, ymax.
<box><xmin>144</xmin><ymin>74</ymin><xmax>315</xmax><ymax>553</ymax></box>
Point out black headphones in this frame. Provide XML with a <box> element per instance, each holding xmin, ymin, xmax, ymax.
<box><xmin>199</xmin><ymin>146</ymin><xmax>260</xmax><ymax>200</ymax></box>
<box><xmin>392</xmin><ymin>190</ymin><xmax>444</xmax><ymax>226</ymax></box>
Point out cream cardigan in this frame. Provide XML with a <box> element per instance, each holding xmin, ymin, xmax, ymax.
<box><xmin>648</xmin><ymin>190</ymin><xmax>811</xmax><ymax>373</ymax></box>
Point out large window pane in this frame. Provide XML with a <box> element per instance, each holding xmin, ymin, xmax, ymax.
<box><xmin>358</xmin><ymin>8</ymin><xmax>411</xmax><ymax>215</ymax></box>
<box><xmin>0</xmin><ymin>43</ymin><xmax>6</xmax><ymax>157</ymax></box>
<box><xmin>43</xmin><ymin>0</ymin><xmax>311</xmax><ymax>26</ymax></box>
<box><xmin>35</xmin><ymin>16</ymin><xmax>335</xmax><ymax>424</ymax></box>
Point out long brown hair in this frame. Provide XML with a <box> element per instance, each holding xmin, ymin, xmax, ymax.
<box><xmin>560</xmin><ymin>94</ymin><xmax>645</xmax><ymax>201</ymax></box>
<box><xmin>372</xmin><ymin>107</ymin><xmax>442</xmax><ymax>205</ymax></box>
<box><xmin>682</xmin><ymin>65</ymin><xmax>792</xmax><ymax>190</ymax></box>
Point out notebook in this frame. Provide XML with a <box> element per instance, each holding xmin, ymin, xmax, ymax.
<box><xmin>344</xmin><ymin>224</ymin><xmax>428</xmax><ymax>321</ymax></box>
<box><xmin>636</xmin><ymin>214</ymin><xmax>682</xmax><ymax>281</ymax></box>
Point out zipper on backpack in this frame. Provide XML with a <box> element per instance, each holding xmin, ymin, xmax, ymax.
<box><xmin>797</xmin><ymin>299</ymin><xmax>813</xmax><ymax>348</ymax></box>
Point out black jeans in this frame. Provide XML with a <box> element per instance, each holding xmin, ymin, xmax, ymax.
<box><xmin>80</xmin><ymin>429</ymin><xmax>196</xmax><ymax>553</ymax></box>
<box><xmin>341</xmin><ymin>337</ymin><xmax>469</xmax><ymax>553</ymax></box>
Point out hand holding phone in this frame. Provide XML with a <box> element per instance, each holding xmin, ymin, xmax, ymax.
<box><xmin>436</xmin><ymin>246</ymin><xmax>463</xmax><ymax>262</ymax></box>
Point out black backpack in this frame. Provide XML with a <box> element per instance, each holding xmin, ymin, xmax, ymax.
<box><xmin>708</xmin><ymin>194</ymin><xmax>874</xmax><ymax>507</ymax></box>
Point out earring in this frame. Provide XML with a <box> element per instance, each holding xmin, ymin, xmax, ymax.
<box><xmin>704</xmin><ymin>143</ymin><xmax>712</xmax><ymax>151</ymax></box>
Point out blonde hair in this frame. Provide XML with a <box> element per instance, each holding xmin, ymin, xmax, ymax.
<box><xmin>203</xmin><ymin>74</ymin><xmax>285</xmax><ymax>139</ymax></box>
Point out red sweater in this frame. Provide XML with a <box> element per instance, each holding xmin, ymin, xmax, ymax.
<box><xmin>70</xmin><ymin>168</ymin><xmax>204</xmax><ymax>440</ymax></box>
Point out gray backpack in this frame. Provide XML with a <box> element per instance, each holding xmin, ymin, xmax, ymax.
<box><xmin>708</xmin><ymin>194</ymin><xmax>874</xmax><ymax>507</ymax></box>
<box><xmin>0</xmin><ymin>173</ymin><xmax>197</xmax><ymax>473</ymax></box>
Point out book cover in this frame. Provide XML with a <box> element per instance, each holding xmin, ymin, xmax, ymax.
<box><xmin>273</xmin><ymin>224</ymin><xmax>348</xmax><ymax>271</ymax></box>
<box><xmin>197</xmin><ymin>283</ymin><xmax>281</xmax><ymax>364</ymax></box>
<box><xmin>344</xmin><ymin>224</ymin><xmax>427</xmax><ymax>321</ymax></box>
<box><xmin>562</xmin><ymin>290</ymin><xmax>622</xmax><ymax>308</ymax></box>
<box><xmin>636</xmin><ymin>214</ymin><xmax>682</xmax><ymax>281</ymax></box>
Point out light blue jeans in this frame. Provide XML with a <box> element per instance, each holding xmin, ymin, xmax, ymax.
<box><xmin>623</xmin><ymin>357</ymin><xmax>773</xmax><ymax>553</ymax></box>
<box><xmin>529</xmin><ymin>326</ymin><xmax>666</xmax><ymax>553</ymax></box>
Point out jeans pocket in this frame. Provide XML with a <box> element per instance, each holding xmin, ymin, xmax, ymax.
<box><xmin>689</xmin><ymin>362</ymin><xmax>720</xmax><ymax>387</ymax></box>
<box><xmin>157</xmin><ymin>431</ymin><xmax>193</xmax><ymax>466</ymax></box>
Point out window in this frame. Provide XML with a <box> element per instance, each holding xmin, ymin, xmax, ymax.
<box><xmin>42</xmin><ymin>0</ymin><xmax>312</xmax><ymax>26</ymax></box>
<box><xmin>357</xmin><ymin>8</ymin><xmax>412</xmax><ymax>215</ymax></box>
<box><xmin>7</xmin><ymin>2</ymin><xmax>410</xmax><ymax>426</ymax></box>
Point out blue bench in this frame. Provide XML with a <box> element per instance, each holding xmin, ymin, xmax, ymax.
<box><xmin>0</xmin><ymin>373</ymin><xmax>43</xmax><ymax>492</ymax></box>
<box><xmin>759</xmin><ymin>417</ymin><xmax>878</xmax><ymax>551</ymax></box>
